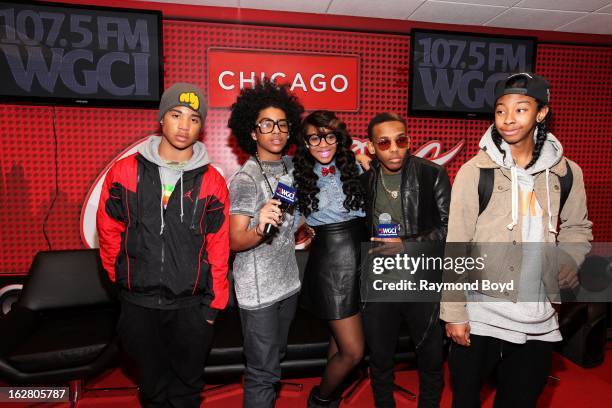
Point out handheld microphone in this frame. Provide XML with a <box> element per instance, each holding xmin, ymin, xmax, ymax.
<box><xmin>376</xmin><ymin>213</ymin><xmax>400</xmax><ymax>239</ymax></box>
<box><xmin>264</xmin><ymin>175</ymin><xmax>297</xmax><ymax>237</ymax></box>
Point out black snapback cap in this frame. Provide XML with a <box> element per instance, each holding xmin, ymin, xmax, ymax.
<box><xmin>494</xmin><ymin>72</ymin><xmax>550</xmax><ymax>104</ymax></box>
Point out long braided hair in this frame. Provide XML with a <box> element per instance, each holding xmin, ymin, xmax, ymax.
<box><xmin>491</xmin><ymin>74</ymin><xmax>551</xmax><ymax>169</ymax></box>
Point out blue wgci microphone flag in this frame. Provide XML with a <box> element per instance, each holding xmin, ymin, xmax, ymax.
<box><xmin>376</xmin><ymin>213</ymin><xmax>400</xmax><ymax>238</ymax></box>
<box><xmin>274</xmin><ymin>182</ymin><xmax>297</xmax><ymax>205</ymax></box>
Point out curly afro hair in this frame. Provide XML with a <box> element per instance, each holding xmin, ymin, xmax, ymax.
<box><xmin>293</xmin><ymin>110</ymin><xmax>366</xmax><ymax>217</ymax></box>
<box><xmin>227</xmin><ymin>78</ymin><xmax>304</xmax><ymax>155</ymax></box>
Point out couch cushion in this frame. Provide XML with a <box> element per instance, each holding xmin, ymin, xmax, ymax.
<box><xmin>7</xmin><ymin>308</ymin><xmax>116</xmax><ymax>373</ymax></box>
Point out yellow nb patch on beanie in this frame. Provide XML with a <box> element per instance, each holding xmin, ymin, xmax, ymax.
<box><xmin>179</xmin><ymin>92</ymin><xmax>200</xmax><ymax>111</ymax></box>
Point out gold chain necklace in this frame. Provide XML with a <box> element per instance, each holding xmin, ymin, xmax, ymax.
<box><xmin>379</xmin><ymin>168</ymin><xmax>399</xmax><ymax>199</ymax></box>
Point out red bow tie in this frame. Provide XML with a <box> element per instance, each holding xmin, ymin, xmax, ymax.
<box><xmin>321</xmin><ymin>166</ymin><xmax>336</xmax><ymax>176</ymax></box>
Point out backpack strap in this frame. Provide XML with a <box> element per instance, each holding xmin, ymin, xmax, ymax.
<box><xmin>478</xmin><ymin>168</ymin><xmax>494</xmax><ymax>216</ymax></box>
<box><xmin>558</xmin><ymin>161</ymin><xmax>573</xmax><ymax>212</ymax></box>
<box><xmin>478</xmin><ymin>162</ymin><xmax>573</xmax><ymax>217</ymax></box>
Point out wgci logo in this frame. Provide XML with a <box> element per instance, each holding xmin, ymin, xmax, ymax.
<box><xmin>377</xmin><ymin>224</ymin><xmax>400</xmax><ymax>238</ymax></box>
<box><xmin>275</xmin><ymin>183</ymin><xmax>297</xmax><ymax>204</ymax></box>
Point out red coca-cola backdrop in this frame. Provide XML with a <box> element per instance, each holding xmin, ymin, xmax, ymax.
<box><xmin>0</xmin><ymin>15</ymin><xmax>611</xmax><ymax>274</ymax></box>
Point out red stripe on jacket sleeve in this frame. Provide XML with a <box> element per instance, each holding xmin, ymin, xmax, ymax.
<box><xmin>203</xmin><ymin>168</ymin><xmax>230</xmax><ymax>311</ymax></box>
<box><xmin>96</xmin><ymin>157</ymin><xmax>136</xmax><ymax>282</ymax></box>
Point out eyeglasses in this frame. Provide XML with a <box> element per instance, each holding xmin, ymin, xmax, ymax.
<box><xmin>256</xmin><ymin>118</ymin><xmax>290</xmax><ymax>134</ymax></box>
<box><xmin>374</xmin><ymin>135</ymin><xmax>410</xmax><ymax>151</ymax></box>
<box><xmin>305</xmin><ymin>132</ymin><xmax>338</xmax><ymax>147</ymax></box>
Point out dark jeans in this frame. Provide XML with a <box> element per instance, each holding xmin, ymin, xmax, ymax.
<box><xmin>117</xmin><ymin>300</ymin><xmax>214</xmax><ymax>408</ymax></box>
<box><xmin>363</xmin><ymin>301</ymin><xmax>444</xmax><ymax>408</ymax></box>
<box><xmin>240</xmin><ymin>293</ymin><xmax>298</xmax><ymax>408</ymax></box>
<box><xmin>448</xmin><ymin>334</ymin><xmax>553</xmax><ymax>408</ymax></box>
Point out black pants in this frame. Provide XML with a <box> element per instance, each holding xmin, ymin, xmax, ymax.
<box><xmin>118</xmin><ymin>300</ymin><xmax>214</xmax><ymax>408</ymax></box>
<box><xmin>448</xmin><ymin>334</ymin><xmax>553</xmax><ymax>408</ymax></box>
<box><xmin>239</xmin><ymin>293</ymin><xmax>298</xmax><ymax>408</ymax></box>
<box><xmin>362</xmin><ymin>301</ymin><xmax>444</xmax><ymax>408</ymax></box>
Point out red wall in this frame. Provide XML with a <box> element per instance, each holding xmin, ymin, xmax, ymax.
<box><xmin>1</xmin><ymin>0</ymin><xmax>611</xmax><ymax>274</ymax></box>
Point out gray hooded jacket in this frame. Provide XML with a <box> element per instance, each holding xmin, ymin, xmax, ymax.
<box><xmin>138</xmin><ymin>135</ymin><xmax>210</xmax><ymax>234</ymax></box>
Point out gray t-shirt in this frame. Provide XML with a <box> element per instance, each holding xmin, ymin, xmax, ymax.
<box><xmin>229</xmin><ymin>156</ymin><xmax>300</xmax><ymax>310</ymax></box>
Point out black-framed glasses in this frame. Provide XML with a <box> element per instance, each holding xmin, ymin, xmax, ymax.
<box><xmin>305</xmin><ymin>132</ymin><xmax>338</xmax><ymax>147</ymax></box>
<box><xmin>255</xmin><ymin>118</ymin><xmax>290</xmax><ymax>134</ymax></box>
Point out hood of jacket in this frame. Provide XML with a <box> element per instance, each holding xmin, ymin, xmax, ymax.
<box><xmin>479</xmin><ymin>125</ymin><xmax>564</xmax><ymax>234</ymax></box>
<box><xmin>138</xmin><ymin>135</ymin><xmax>210</xmax><ymax>170</ymax></box>
<box><xmin>137</xmin><ymin>135</ymin><xmax>210</xmax><ymax>234</ymax></box>
<box><xmin>479</xmin><ymin>125</ymin><xmax>563</xmax><ymax>174</ymax></box>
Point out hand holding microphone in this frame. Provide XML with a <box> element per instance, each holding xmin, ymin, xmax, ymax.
<box><xmin>370</xmin><ymin>213</ymin><xmax>402</xmax><ymax>255</ymax></box>
<box><xmin>375</xmin><ymin>213</ymin><xmax>401</xmax><ymax>240</ymax></box>
<box><xmin>256</xmin><ymin>199</ymin><xmax>282</xmax><ymax>237</ymax></box>
<box><xmin>259</xmin><ymin>175</ymin><xmax>297</xmax><ymax>237</ymax></box>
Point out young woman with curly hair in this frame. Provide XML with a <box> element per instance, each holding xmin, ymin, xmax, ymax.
<box><xmin>227</xmin><ymin>78</ymin><xmax>304</xmax><ymax>408</ymax></box>
<box><xmin>293</xmin><ymin>110</ymin><xmax>367</xmax><ymax>407</ymax></box>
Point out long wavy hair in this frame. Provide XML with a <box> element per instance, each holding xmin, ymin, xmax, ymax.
<box><xmin>293</xmin><ymin>110</ymin><xmax>366</xmax><ymax>217</ymax></box>
<box><xmin>491</xmin><ymin>74</ymin><xmax>551</xmax><ymax>169</ymax></box>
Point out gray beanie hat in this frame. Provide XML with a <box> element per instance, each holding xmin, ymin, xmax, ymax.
<box><xmin>158</xmin><ymin>82</ymin><xmax>207</xmax><ymax>122</ymax></box>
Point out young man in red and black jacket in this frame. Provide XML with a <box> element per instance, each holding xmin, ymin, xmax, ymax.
<box><xmin>97</xmin><ymin>83</ymin><xmax>229</xmax><ymax>408</ymax></box>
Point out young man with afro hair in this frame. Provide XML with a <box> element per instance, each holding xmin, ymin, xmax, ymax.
<box><xmin>227</xmin><ymin>78</ymin><xmax>304</xmax><ymax>408</ymax></box>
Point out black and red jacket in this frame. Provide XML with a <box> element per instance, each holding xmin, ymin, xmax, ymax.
<box><xmin>96</xmin><ymin>153</ymin><xmax>229</xmax><ymax>319</ymax></box>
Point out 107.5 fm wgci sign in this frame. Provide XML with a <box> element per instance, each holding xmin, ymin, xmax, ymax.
<box><xmin>409</xmin><ymin>29</ymin><xmax>537</xmax><ymax>118</ymax></box>
<box><xmin>0</xmin><ymin>2</ymin><xmax>162</xmax><ymax>107</ymax></box>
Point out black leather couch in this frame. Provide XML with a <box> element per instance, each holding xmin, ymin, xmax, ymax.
<box><xmin>0</xmin><ymin>249</ymin><xmax>119</xmax><ymax>388</ymax></box>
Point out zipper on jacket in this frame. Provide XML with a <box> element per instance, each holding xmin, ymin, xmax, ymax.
<box><xmin>159</xmin><ymin>238</ymin><xmax>165</xmax><ymax>305</ymax></box>
<box><xmin>190</xmin><ymin>194</ymin><xmax>200</xmax><ymax>231</ymax></box>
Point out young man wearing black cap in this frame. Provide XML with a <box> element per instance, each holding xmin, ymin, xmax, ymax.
<box><xmin>441</xmin><ymin>73</ymin><xmax>592</xmax><ymax>407</ymax></box>
<box><xmin>97</xmin><ymin>82</ymin><xmax>230</xmax><ymax>408</ymax></box>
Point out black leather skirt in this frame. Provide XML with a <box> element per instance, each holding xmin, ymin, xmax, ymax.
<box><xmin>300</xmin><ymin>217</ymin><xmax>367</xmax><ymax>320</ymax></box>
